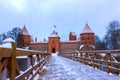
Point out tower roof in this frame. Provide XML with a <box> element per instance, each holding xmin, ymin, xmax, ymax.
<box><xmin>49</xmin><ymin>30</ymin><xmax>59</xmax><ymax>37</ymax></box>
<box><xmin>21</xmin><ymin>25</ymin><xmax>30</xmax><ymax>35</ymax></box>
<box><xmin>70</xmin><ymin>32</ymin><xmax>76</xmax><ymax>36</ymax></box>
<box><xmin>81</xmin><ymin>23</ymin><xmax>94</xmax><ymax>34</ymax></box>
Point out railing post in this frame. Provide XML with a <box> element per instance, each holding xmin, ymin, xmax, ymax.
<box><xmin>37</xmin><ymin>54</ymin><xmax>40</xmax><ymax>61</ymax></box>
<box><xmin>31</xmin><ymin>55</ymin><xmax>34</xmax><ymax>66</ymax></box>
<box><xmin>10</xmin><ymin>42</ymin><xmax>16</xmax><ymax>80</ymax></box>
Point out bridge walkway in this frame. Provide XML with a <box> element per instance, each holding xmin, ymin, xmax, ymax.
<box><xmin>39</xmin><ymin>53</ymin><xmax>120</xmax><ymax>80</ymax></box>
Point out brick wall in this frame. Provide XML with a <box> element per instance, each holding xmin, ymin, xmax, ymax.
<box><xmin>29</xmin><ymin>42</ymin><xmax>48</xmax><ymax>51</ymax></box>
<box><xmin>80</xmin><ymin>33</ymin><xmax>94</xmax><ymax>45</ymax></box>
<box><xmin>60</xmin><ymin>41</ymin><xmax>80</xmax><ymax>52</ymax></box>
<box><xmin>48</xmin><ymin>37</ymin><xmax>60</xmax><ymax>53</ymax></box>
<box><xmin>18</xmin><ymin>34</ymin><xmax>31</xmax><ymax>47</ymax></box>
<box><xmin>29</xmin><ymin>41</ymin><xmax>80</xmax><ymax>53</ymax></box>
<box><xmin>69</xmin><ymin>32</ymin><xmax>76</xmax><ymax>41</ymax></box>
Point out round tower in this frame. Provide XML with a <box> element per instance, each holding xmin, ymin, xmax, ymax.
<box><xmin>18</xmin><ymin>25</ymin><xmax>31</xmax><ymax>47</ymax></box>
<box><xmin>80</xmin><ymin>23</ymin><xmax>95</xmax><ymax>50</ymax></box>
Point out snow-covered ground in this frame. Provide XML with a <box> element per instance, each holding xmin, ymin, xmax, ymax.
<box><xmin>41</xmin><ymin>53</ymin><xmax>120</xmax><ymax>80</ymax></box>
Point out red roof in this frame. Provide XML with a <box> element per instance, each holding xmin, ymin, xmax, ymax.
<box><xmin>81</xmin><ymin>23</ymin><xmax>94</xmax><ymax>33</ymax></box>
<box><xmin>21</xmin><ymin>25</ymin><xmax>30</xmax><ymax>35</ymax></box>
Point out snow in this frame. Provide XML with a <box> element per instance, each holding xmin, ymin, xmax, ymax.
<box><xmin>0</xmin><ymin>68</ymin><xmax>8</xmax><ymax>80</ymax></box>
<box><xmin>79</xmin><ymin>45</ymin><xmax>95</xmax><ymax>50</ymax></box>
<box><xmin>21</xmin><ymin>26</ymin><xmax>30</xmax><ymax>35</ymax></box>
<box><xmin>0</xmin><ymin>38</ymin><xmax>15</xmax><ymax>48</ymax></box>
<box><xmin>33</xmin><ymin>74</ymin><xmax>39</xmax><ymax>80</ymax></box>
<box><xmin>82</xmin><ymin>23</ymin><xmax>94</xmax><ymax>34</ymax></box>
<box><xmin>2</xmin><ymin>38</ymin><xmax>15</xmax><ymax>43</ymax></box>
<box><xmin>61</xmin><ymin>40</ymin><xmax>80</xmax><ymax>43</ymax></box>
<box><xmin>16</xmin><ymin>56</ymin><xmax>28</xmax><ymax>58</ymax></box>
<box><xmin>79</xmin><ymin>45</ymin><xmax>84</xmax><ymax>49</ymax></box>
<box><xmin>42</xmin><ymin>53</ymin><xmax>120</xmax><ymax>80</ymax></box>
<box><xmin>16</xmin><ymin>48</ymin><xmax>34</xmax><ymax>51</ymax></box>
<box><xmin>30</xmin><ymin>42</ymin><xmax>48</xmax><ymax>44</ymax></box>
<box><xmin>49</xmin><ymin>30</ymin><xmax>59</xmax><ymax>37</ymax></box>
<box><xmin>0</xmin><ymin>43</ymin><xmax>12</xmax><ymax>48</ymax></box>
<box><xmin>71</xmin><ymin>32</ymin><xmax>76</xmax><ymax>36</ymax></box>
<box><xmin>49</xmin><ymin>34</ymin><xmax>59</xmax><ymax>37</ymax></box>
<box><xmin>21</xmin><ymin>31</ymin><xmax>29</xmax><ymax>35</ymax></box>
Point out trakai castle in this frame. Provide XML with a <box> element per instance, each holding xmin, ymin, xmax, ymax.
<box><xmin>18</xmin><ymin>23</ymin><xmax>95</xmax><ymax>53</ymax></box>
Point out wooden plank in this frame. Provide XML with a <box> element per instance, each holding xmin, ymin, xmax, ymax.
<box><xmin>10</xmin><ymin>42</ymin><xmax>16</xmax><ymax>80</ymax></box>
<box><xmin>79</xmin><ymin>50</ymin><xmax>120</xmax><ymax>54</ymax></box>
<box><xmin>16</xmin><ymin>49</ymin><xmax>50</xmax><ymax>56</ymax></box>
<box><xmin>60</xmin><ymin>51</ymin><xmax>120</xmax><ymax>75</ymax></box>
<box><xmin>15</xmin><ymin>62</ymin><xmax>21</xmax><ymax>75</ymax></box>
<box><xmin>0</xmin><ymin>48</ymin><xmax>11</xmax><ymax>57</ymax></box>
<box><xmin>0</xmin><ymin>58</ymin><xmax>9</xmax><ymax>74</ymax></box>
<box><xmin>15</xmin><ymin>56</ymin><xmax>49</xmax><ymax>80</ymax></box>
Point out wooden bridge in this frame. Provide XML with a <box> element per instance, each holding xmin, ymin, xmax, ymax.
<box><xmin>0</xmin><ymin>42</ymin><xmax>120</xmax><ymax>80</ymax></box>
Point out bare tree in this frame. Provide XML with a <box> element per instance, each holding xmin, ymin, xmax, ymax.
<box><xmin>104</xmin><ymin>20</ymin><xmax>120</xmax><ymax>49</ymax></box>
<box><xmin>95</xmin><ymin>35</ymin><xmax>106</xmax><ymax>50</ymax></box>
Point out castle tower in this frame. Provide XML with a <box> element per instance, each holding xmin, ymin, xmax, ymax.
<box><xmin>80</xmin><ymin>23</ymin><xmax>95</xmax><ymax>50</ymax></box>
<box><xmin>48</xmin><ymin>30</ymin><xmax>60</xmax><ymax>53</ymax></box>
<box><xmin>18</xmin><ymin>25</ymin><xmax>31</xmax><ymax>47</ymax></box>
<box><xmin>69</xmin><ymin>32</ymin><xmax>76</xmax><ymax>41</ymax></box>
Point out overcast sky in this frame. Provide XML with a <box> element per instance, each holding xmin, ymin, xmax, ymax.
<box><xmin>0</xmin><ymin>0</ymin><xmax>120</xmax><ymax>41</ymax></box>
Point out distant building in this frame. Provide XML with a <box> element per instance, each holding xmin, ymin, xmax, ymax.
<box><xmin>18</xmin><ymin>25</ymin><xmax>31</xmax><ymax>47</ymax></box>
<box><xmin>48</xmin><ymin>30</ymin><xmax>60</xmax><ymax>53</ymax></box>
<box><xmin>80</xmin><ymin>23</ymin><xmax>95</xmax><ymax>50</ymax></box>
<box><xmin>69</xmin><ymin>32</ymin><xmax>76</xmax><ymax>41</ymax></box>
<box><xmin>18</xmin><ymin>23</ymin><xmax>95</xmax><ymax>53</ymax></box>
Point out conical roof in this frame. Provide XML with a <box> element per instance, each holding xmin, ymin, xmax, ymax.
<box><xmin>81</xmin><ymin>23</ymin><xmax>94</xmax><ymax>34</ymax></box>
<box><xmin>49</xmin><ymin>30</ymin><xmax>59</xmax><ymax>37</ymax></box>
<box><xmin>21</xmin><ymin>25</ymin><xmax>30</xmax><ymax>35</ymax></box>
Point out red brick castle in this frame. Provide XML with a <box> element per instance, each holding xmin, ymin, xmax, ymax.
<box><xmin>18</xmin><ymin>23</ymin><xmax>95</xmax><ymax>53</ymax></box>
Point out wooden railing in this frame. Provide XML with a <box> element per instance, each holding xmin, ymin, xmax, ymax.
<box><xmin>59</xmin><ymin>50</ymin><xmax>120</xmax><ymax>75</ymax></box>
<box><xmin>0</xmin><ymin>42</ymin><xmax>51</xmax><ymax>80</ymax></box>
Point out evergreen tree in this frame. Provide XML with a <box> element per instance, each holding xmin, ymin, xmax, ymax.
<box><xmin>95</xmin><ymin>35</ymin><xmax>106</xmax><ymax>50</ymax></box>
<box><xmin>0</xmin><ymin>27</ymin><xmax>21</xmax><ymax>44</ymax></box>
<box><xmin>11</xmin><ymin>27</ymin><xmax>21</xmax><ymax>44</ymax></box>
<box><xmin>0</xmin><ymin>34</ymin><xmax>3</xmax><ymax>44</ymax></box>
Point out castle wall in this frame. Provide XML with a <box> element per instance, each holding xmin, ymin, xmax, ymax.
<box><xmin>18</xmin><ymin>24</ymin><xmax>95</xmax><ymax>52</ymax></box>
<box><xmin>60</xmin><ymin>41</ymin><xmax>80</xmax><ymax>52</ymax></box>
<box><xmin>29</xmin><ymin>42</ymin><xmax>48</xmax><ymax>51</ymax></box>
<box><xmin>28</xmin><ymin>41</ymin><xmax>80</xmax><ymax>53</ymax></box>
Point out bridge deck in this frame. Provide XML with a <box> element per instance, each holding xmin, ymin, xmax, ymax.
<box><xmin>39</xmin><ymin>54</ymin><xmax>120</xmax><ymax>80</ymax></box>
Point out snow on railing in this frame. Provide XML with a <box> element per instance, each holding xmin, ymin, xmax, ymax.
<box><xmin>59</xmin><ymin>50</ymin><xmax>120</xmax><ymax>75</ymax></box>
<box><xmin>0</xmin><ymin>42</ymin><xmax>51</xmax><ymax>80</ymax></box>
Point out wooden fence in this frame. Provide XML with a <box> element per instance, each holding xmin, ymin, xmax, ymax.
<box><xmin>59</xmin><ymin>50</ymin><xmax>120</xmax><ymax>75</ymax></box>
<box><xmin>0</xmin><ymin>42</ymin><xmax>50</xmax><ymax>80</ymax></box>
